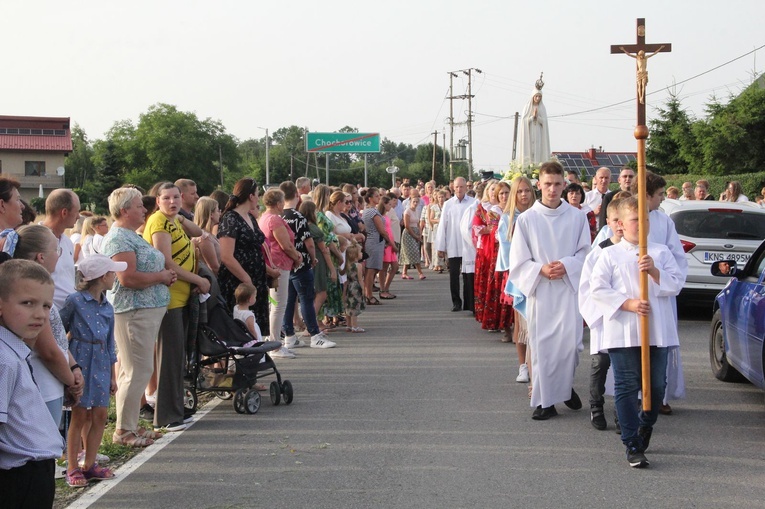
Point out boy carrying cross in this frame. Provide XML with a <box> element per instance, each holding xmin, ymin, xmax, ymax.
<box><xmin>589</xmin><ymin>197</ymin><xmax>684</xmax><ymax>468</ymax></box>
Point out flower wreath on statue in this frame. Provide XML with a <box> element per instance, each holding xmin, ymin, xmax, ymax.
<box><xmin>503</xmin><ymin>160</ymin><xmax>540</xmax><ymax>185</ymax></box>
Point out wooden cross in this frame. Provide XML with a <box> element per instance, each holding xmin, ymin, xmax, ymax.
<box><xmin>610</xmin><ymin>18</ymin><xmax>672</xmax><ymax>413</ymax></box>
<box><xmin>611</xmin><ymin>19</ymin><xmax>672</xmax><ymax>127</ymax></box>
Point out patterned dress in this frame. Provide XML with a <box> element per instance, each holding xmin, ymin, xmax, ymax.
<box><xmin>472</xmin><ymin>203</ymin><xmax>501</xmax><ymax>325</ymax></box>
<box><xmin>342</xmin><ymin>262</ymin><xmax>365</xmax><ymax>317</ymax></box>
<box><xmin>217</xmin><ymin>210</ymin><xmax>270</xmax><ymax>335</ymax></box>
<box><xmin>317</xmin><ymin>211</ymin><xmax>343</xmax><ymax>317</ymax></box>
<box><xmin>60</xmin><ymin>291</ymin><xmax>117</xmax><ymax>408</ymax></box>
<box><xmin>400</xmin><ymin>208</ymin><xmax>422</xmax><ymax>265</ymax></box>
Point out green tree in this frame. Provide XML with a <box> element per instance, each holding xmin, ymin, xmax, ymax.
<box><xmin>106</xmin><ymin>103</ymin><xmax>239</xmax><ymax>193</ymax></box>
<box><xmin>86</xmin><ymin>140</ymin><xmax>124</xmax><ymax>213</ymax></box>
<box><xmin>647</xmin><ymin>93</ymin><xmax>696</xmax><ymax>174</ymax></box>
<box><xmin>65</xmin><ymin>124</ymin><xmax>95</xmax><ymax>189</ymax></box>
<box><xmin>695</xmin><ymin>85</ymin><xmax>765</xmax><ymax>175</ymax></box>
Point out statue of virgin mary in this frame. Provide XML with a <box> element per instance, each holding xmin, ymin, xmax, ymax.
<box><xmin>515</xmin><ymin>73</ymin><xmax>551</xmax><ymax>166</ymax></box>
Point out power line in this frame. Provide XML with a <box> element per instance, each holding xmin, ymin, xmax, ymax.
<box><xmin>549</xmin><ymin>43</ymin><xmax>765</xmax><ymax>119</ymax></box>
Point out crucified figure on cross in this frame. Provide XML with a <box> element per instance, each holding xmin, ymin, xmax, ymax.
<box><xmin>619</xmin><ymin>45</ymin><xmax>665</xmax><ymax>104</ymax></box>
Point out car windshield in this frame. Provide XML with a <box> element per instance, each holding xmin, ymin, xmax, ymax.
<box><xmin>673</xmin><ymin>210</ymin><xmax>765</xmax><ymax>240</ymax></box>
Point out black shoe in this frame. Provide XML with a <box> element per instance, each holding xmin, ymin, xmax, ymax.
<box><xmin>626</xmin><ymin>447</ymin><xmax>649</xmax><ymax>468</ymax></box>
<box><xmin>638</xmin><ymin>426</ymin><xmax>652</xmax><ymax>451</ymax></box>
<box><xmin>564</xmin><ymin>389</ymin><xmax>582</xmax><ymax>410</ymax></box>
<box><xmin>590</xmin><ymin>406</ymin><xmax>607</xmax><ymax>430</ymax></box>
<box><xmin>139</xmin><ymin>404</ymin><xmax>154</xmax><ymax>421</ymax></box>
<box><xmin>451</xmin><ymin>304</ymin><xmax>462</xmax><ymax>312</ymax></box>
<box><xmin>532</xmin><ymin>405</ymin><xmax>558</xmax><ymax>420</ymax></box>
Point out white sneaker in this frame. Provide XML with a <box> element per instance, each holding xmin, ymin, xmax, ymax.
<box><xmin>270</xmin><ymin>346</ymin><xmax>297</xmax><ymax>359</ymax></box>
<box><xmin>285</xmin><ymin>337</ymin><xmax>307</xmax><ymax>349</ymax></box>
<box><xmin>516</xmin><ymin>363</ymin><xmax>530</xmax><ymax>383</ymax></box>
<box><xmin>310</xmin><ymin>333</ymin><xmax>336</xmax><ymax>349</ymax></box>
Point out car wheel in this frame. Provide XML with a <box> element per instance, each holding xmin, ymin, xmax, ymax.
<box><xmin>709</xmin><ymin>309</ymin><xmax>747</xmax><ymax>383</ymax></box>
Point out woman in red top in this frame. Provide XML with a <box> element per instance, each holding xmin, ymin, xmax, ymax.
<box><xmin>258</xmin><ymin>189</ymin><xmax>302</xmax><ymax>358</ymax></box>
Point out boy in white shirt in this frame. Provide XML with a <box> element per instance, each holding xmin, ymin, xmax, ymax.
<box><xmin>590</xmin><ymin>197</ymin><xmax>684</xmax><ymax>468</ymax></box>
<box><xmin>579</xmin><ymin>196</ymin><xmax>627</xmax><ymax>431</ymax></box>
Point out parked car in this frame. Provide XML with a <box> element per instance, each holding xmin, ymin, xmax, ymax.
<box><xmin>709</xmin><ymin>247</ymin><xmax>765</xmax><ymax>389</ymax></box>
<box><xmin>660</xmin><ymin>199</ymin><xmax>765</xmax><ymax>304</ymax></box>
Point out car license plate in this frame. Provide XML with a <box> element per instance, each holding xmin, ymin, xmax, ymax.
<box><xmin>703</xmin><ymin>251</ymin><xmax>751</xmax><ymax>264</ymax></box>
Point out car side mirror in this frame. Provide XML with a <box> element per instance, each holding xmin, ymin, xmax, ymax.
<box><xmin>711</xmin><ymin>260</ymin><xmax>737</xmax><ymax>277</ymax></box>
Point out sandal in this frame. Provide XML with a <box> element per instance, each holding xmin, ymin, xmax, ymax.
<box><xmin>419</xmin><ymin>275</ymin><xmax>426</xmax><ymax>280</ymax></box>
<box><xmin>112</xmin><ymin>430</ymin><xmax>154</xmax><ymax>447</ymax></box>
<box><xmin>365</xmin><ymin>296</ymin><xmax>381</xmax><ymax>305</ymax></box>
<box><xmin>254</xmin><ymin>383</ymin><xmax>268</xmax><ymax>391</ymax></box>
<box><xmin>401</xmin><ymin>274</ymin><xmax>412</xmax><ymax>280</ymax></box>
<box><xmin>135</xmin><ymin>427</ymin><xmax>162</xmax><ymax>440</ymax></box>
<box><xmin>351</xmin><ymin>327</ymin><xmax>366</xmax><ymax>333</ymax></box>
<box><xmin>66</xmin><ymin>468</ymin><xmax>88</xmax><ymax>488</ymax></box>
<box><xmin>379</xmin><ymin>292</ymin><xmax>396</xmax><ymax>299</ymax></box>
<box><xmin>83</xmin><ymin>462</ymin><xmax>115</xmax><ymax>481</ymax></box>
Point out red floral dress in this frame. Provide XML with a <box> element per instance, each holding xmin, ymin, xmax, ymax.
<box><xmin>472</xmin><ymin>204</ymin><xmax>500</xmax><ymax>324</ymax></box>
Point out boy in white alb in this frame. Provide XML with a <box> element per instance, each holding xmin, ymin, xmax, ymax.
<box><xmin>589</xmin><ymin>197</ymin><xmax>684</xmax><ymax>468</ymax></box>
<box><xmin>579</xmin><ymin>196</ymin><xmax>626</xmax><ymax>431</ymax></box>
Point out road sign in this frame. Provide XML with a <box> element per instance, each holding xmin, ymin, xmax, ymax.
<box><xmin>306</xmin><ymin>132</ymin><xmax>380</xmax><ymax>153</ymax></box>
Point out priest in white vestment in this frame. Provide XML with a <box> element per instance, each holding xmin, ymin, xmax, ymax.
<box><xmin>508</xmin><ymin>163</ymin><xmax>591</xmax><ymax>419</ymax></box>
<box><xmin>435</xmin><ymin>177</ymin><xmax>477</xmax><ymax>312</ymax></box>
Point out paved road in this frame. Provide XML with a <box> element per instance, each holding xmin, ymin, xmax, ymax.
<box><xmin>78</xmin><ymin>273</ymin><xmax>765</xmax><ymax>509</ymax></box>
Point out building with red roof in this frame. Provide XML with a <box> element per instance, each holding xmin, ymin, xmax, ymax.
<box><xmin>0</xmin><ymin>115</ymin><xmax>71</xmax><ymax>201</ymax></box>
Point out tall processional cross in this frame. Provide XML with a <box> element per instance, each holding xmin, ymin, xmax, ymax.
<box><xmin>611</xmin><ymin>19</ymin><xmax>672</xmax><ymax>412</ymax></box>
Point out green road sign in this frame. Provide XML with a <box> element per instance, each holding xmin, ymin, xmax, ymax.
<box><xmin>306</xmin><ymin>132</ymin><xmax>380</xmax><ymax>153</ymax></box>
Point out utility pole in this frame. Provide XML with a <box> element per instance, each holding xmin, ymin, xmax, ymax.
<box><xmin>447</xmin><ymin>68</ymin><xmax>482</xmax><ymax>180</ymax></box>
<box><xmin>265</xmin><ymin>128</ymin><xmax>269</xmax><ymax>186</ymax></box>
<box><xmin>465</xmin><ymin>69</ymin><xmax>477</xmax><ymax>176</ymax></box>
<box><xmin>511</xmin><ymin>112</ymin><xmax>520</xmax><ymax>162</ymax></box>
<box><xmin>442</xmin><ymin>132</ymin><xmax>446</xmax><ymax>179</ymax></box>
<box><xmin>218</xmin><ymin>145</ymin><xmax>224</xmax><ymax>188</ymax></box>
<box><xmin>448</xmin><ymin>72</ymin><xmax>457</xmax><ymax>182</ymax></box>
<box><xmin>258</xmin><ymin>127</ymin><xmax>270</xmax><ymax>185</ymax></box>
<box><xmin>431</xmin><ymin>130</ymin><xmax>438</xmax><ymax>181</ymax></box>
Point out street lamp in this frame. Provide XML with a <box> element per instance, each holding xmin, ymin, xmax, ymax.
<box><xmin>386</xmin><ymin>165</ymin><xmax>399</xmax><ymax>188</ymax></box>
<box><xmin>257</xmin><ymin>127</ymin><xmax>270</xmax><ymax>186</ymax></box>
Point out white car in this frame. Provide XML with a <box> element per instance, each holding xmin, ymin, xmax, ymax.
<box><xmin>660</xmin><ymin>199</ymin><xmax>765</xmax><ymax>304</ymax></box>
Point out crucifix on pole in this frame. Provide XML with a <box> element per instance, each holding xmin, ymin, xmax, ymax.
<box><xmin>611</xmin><ymin>18</ymin><xmax>671</xmax><ymax>412</ymax></box>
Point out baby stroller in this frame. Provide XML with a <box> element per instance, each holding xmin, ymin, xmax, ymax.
<box><xmin>184</xmin><ymin>266</ymin><xmax>294</xmax><ymax>415</ymax></box>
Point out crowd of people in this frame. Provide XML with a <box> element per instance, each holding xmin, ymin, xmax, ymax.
<box><xmin>0</xmin><ymin>160</ymin><xmax>704</xmax><ymax>505</ymax></box>
<box><xmin>0</xmin><ymin>173</ymin><xmax>474</xmax><ymax>505</ymax></box>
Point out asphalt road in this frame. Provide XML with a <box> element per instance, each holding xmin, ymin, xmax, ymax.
<box><xmin>77</xmin><ymin>273</ymin><xmax>765</xmax><ymax>509</ymax></box>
